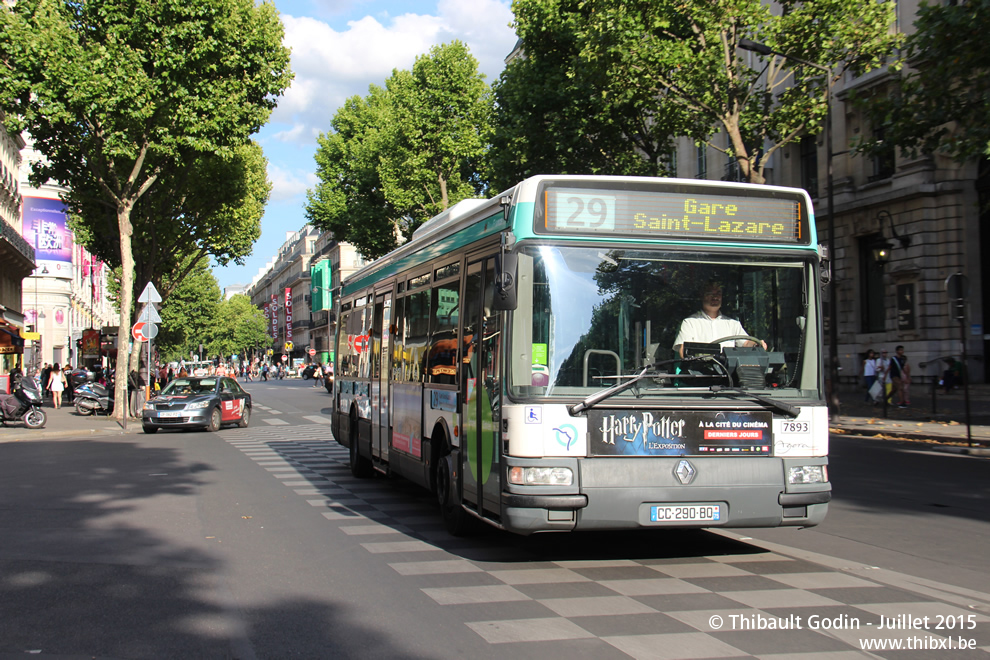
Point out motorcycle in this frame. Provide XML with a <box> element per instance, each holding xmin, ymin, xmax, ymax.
<box><xmin>0</xmin><ymin>377</ymin><xmax>47</xmax><ymax>429</ymax></box>
<box><xmin>74</xmin><ymin>380</ymin><xmax>114</xmax><ymax>416</ymax></box>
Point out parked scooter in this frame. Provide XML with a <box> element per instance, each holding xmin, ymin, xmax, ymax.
<box><xmin>0</xmin><ymin>377</ymin><xmax>47</xmax><ymax>429</ymax></box>
<box><xmin>74</xmin><ymin>379</ymin><xmax>114</xmax><ymax>416</ymax></box>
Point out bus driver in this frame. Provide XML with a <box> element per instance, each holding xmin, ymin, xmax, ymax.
<box><xmin>673</xmin><ymin>280</ymin><xmax>767</xmax><ymax>357</ymax></box>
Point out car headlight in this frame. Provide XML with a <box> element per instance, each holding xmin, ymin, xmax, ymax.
<box><xmin>787</xmin><ymin>465</ymin><xmax>828</xmax><ymax>484</ymax></box>
<box><xmin>187</xmin><ymin>401</ymin><xmax>211</xmax><ymax>410</ymax></box>
<box><xmin>143</xmin><ymin>402</ymin><xmax>155</xmax><ymax>411</ymax></box>
<box><xmin>508</xmin><ymin>466</ymin><xmax>573</xmax><ymax>486</ymax></box>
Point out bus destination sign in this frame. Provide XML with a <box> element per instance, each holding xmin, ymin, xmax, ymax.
<box><xmin>543</xmin><ymin>186</ymin><xmax>806</xmax><ymax>244</ymax></box>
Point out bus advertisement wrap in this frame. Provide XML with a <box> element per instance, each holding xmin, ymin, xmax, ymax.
<box><xmin>587</xmin><ymin>410</ymin><xmax>773</xmax><ymax>457</ymax></box>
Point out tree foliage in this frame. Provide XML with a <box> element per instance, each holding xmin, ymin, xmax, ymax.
<box><xmin>491</xmin><ymin>0</ymin><xmax>687</xmax><ymax>190</ymax></box>
<box><xmin>0</xmin><ymin>0</ymin><xmax>292</xmax><ymax>419</ymax></box>
<box><xmin>155</xmin><ymin>257</ymin><xmax>222</xmax><ymax>362</ymax></box>
<box><xmin>306</xmin><ymin>41</ymin><xmax>492</xmax><ymax>259</ymax></box>
<box><xmin>497</xmin><ymin>0</ymin><xmax>900</xmax><ymax>185</ymax></box>
<box><xmin>70</xmin><ymin>141</ymin><xmax>271</xmax><ymax>302</ymax></box>
<box><xmin>857</xmin><ymin>0</ymin><xmax>990</xmax><ymax>162</ymax></box>
<box><xmin>208</xmin><ymin>294</ymin><xmax>271</xmax><ymax>360</ymax></box>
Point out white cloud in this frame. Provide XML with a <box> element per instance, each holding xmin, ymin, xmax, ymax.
<box><xmin>269</xmin><ymin>1</ymin><xmax>517</xmax><ymax>147</ymax></box>
<box><xmin>267</xmin><ymin>163</ymin><xmax>317</xmax><ymax>202</ymax></box>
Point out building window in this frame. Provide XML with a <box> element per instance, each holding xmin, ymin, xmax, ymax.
<box><xmin>859</xmin><ymin>234</ymin><xmax>886</xmax><ymax>333</ymax></box>
<box><xmin>696</xmin><ymin>144</ymin><xmax>707</xmax><ymax>179</ymax></box>
<box><xmin>800</xmin><ymin>136</ymin><xmax>818</xmax><ymax>198</ymax></box>
<box><xmin>724</xmin><ymin>154</ymin><xmax>741</xmax><ymax>182</ymax></box>
<box><xmin>662</xmin><ymin>146</ymin><xmax>677</xmax><ymax>177</ymax></box>
<box><xmin>869</xmin><ymin>127</ymin><xmax>895</xmax><ymax>182</ymax></box>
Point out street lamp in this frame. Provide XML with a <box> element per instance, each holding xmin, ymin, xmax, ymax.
<box><xmin>738</xmin><ymin>38</ymin><xmax>840</xmax><ymax>411</ymax></box>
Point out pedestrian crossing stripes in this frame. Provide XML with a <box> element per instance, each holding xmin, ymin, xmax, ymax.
<box><xmin>223</xmin><ymin>426</ymin><xmax>990</xmax><ymax>658</ymax></box>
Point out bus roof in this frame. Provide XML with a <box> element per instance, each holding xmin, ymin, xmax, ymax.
<box><xmin>340</xmin><ymin>175</ymin><xmax>816</xmax><ymax>296</ymax></box>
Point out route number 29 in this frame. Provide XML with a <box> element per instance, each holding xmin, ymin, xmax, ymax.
<box><xmin>551</xmin><ymin>192</ymin><xmax>615</xmax><ymax>231</ymax></box>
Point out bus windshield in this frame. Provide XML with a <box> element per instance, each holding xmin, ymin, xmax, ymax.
<box><xmin>509</xmin><ymin>245</ymin><xmax>821</xmax><ymax>399</ymax></box>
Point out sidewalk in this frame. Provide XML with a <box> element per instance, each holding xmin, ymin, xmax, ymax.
<box><xmin>829</xmin><ymin>381</ymin><xmax>990</xmax><ymax>454</ymax></box>
<box><xmin>0</xmin><ymin>398</ymin><xmax>137</xmax><ymax>441</ymax></box>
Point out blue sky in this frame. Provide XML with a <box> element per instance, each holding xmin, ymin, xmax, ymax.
<box><xmin>212</xmin><ymin>0</ymin><xmax>518</xmax><ymax>292</ymax></box>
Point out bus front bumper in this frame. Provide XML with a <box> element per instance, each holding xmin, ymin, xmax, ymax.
<box><xmin>501</xmin><ymin>456</ymin><xmax>830</xmax><ymax>535</ymax></box>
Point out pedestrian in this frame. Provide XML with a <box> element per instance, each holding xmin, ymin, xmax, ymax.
<box><xmin>47</xmin><ymin>362</ymin><xmax>66</xmax><ymax>409</ymax></box>
<box><xmin>41</xmin><ymin>363</ymin><xmax>51</xmax><ymax>399</ymax></box>
<box><xmin>875</xmin><ymin>350</ymin><xmax>891</xmax><ymax>402</ymax></box>
<box><xmin>312</xmin><ymin>363</ymin><xmax>323</xmax><ymax>388</ymax></box>
<box><xmin>887</xmin><ymin>345</ymin><xmax>910</xmax><ymax>408</ymax></box>
<box><xmin>63</xmin><ymin>364</ymin><xmax>74</xmax><ymax>402</ymax></box>
<box><xmin>862</xmin><ymin>349</ymin><xmax>878</xmax><ymax>402</ymax></box>
<box><xmin>942</xmin><ymin>357</ymin><xmax>963</xmax><ymax>393</ymax></box>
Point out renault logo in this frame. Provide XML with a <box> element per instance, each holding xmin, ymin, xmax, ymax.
<box><xmin>675</xmin><ymin>459</ymin><xmax>697</xmax><ymax>485</ymax></box>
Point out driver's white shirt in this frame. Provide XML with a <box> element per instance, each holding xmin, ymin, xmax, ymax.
<box><xmin>673</xmin><ymin>311</ymin><xmax>749</xmax><ymax>349</ymax></box>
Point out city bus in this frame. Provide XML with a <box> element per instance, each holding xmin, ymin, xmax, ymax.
<box><xmin>332</xmin><ymin>175</ymin><xmax>830</xmax><ymax>535</ymax></box>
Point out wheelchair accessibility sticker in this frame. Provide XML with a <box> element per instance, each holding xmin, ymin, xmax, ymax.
<box><xmin>525</xmin><ymin>406</ymin><xmax>542</xmax><ymax>424</ymax></box>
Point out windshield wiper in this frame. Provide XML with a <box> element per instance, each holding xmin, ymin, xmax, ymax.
<box><xmin>568</xmin><ymin>357</ymin><xmax>699</xmax><ymax>416</ymax></box>
<box><xmin>708</xmin><ymin>385</ymin><xmax>801</xmax><ymax>417</ymax></box>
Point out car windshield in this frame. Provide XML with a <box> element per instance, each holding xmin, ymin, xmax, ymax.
<box><xmin>508</xmin><ymin>245</ymin><xmax>821</xmax><ymax>400</ymax></box>
<box><xmin>161</xmin><ymin>378</ymin><xmax>217</xmax><ymax>396</ymax></box>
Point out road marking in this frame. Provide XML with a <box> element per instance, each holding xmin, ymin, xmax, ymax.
<box><xmin>303</xmin><ymin>415</ymin><xmax>330</xmax><ymax>424</ymax></box>
<box><xmin>262</xmin><ymin>418</ymin><xmax>289</xmax><ymax>426</ymax></box>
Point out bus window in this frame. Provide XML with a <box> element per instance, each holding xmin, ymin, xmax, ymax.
<box><xmin>402</xmin><ymin>289</ymin><xmax>430</xmax><ymax>382</ymax></box>
<box><xmin>428</xmin><ymin>281</ymin><xmax>460</xmax><ymax>385</ymax></box>
<box><xmin>391</xmin><ymin>296</ymin><xmax>406</xmax><ymax>381</ymax></box>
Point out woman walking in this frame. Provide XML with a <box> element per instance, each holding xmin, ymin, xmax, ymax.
<box><xmin>862</xmin><ymin>350</ymin><xmax>878</xmax><ymax>402</ymax></box>
<box><xmin>47</xmin><ymin>362</ymin><xmax>67</xmax><ymax>409</ymax></box>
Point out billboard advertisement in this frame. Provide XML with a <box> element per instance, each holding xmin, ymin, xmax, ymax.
<box><xmin>21</xmin><ymin>197</ymin><xmax>73</xmax><ymax>279</ymax></box>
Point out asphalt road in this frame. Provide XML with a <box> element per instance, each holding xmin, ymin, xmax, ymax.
<box><xmin>1</xmin><ymin>377</ymin><xmax>988</xmax><ymax>659</ymax></box>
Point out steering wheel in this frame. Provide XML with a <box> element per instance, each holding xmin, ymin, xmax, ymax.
<box><xmin>711</xmin><ymin>335</ymin><xmax>768</xmax><ymax>350</ymax></box>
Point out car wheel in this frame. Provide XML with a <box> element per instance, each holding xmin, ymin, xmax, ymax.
<box><xmin>143</xmin><ymin>424</ymin><xmax>158</xmax><ymax>434</ymax></box>
<box><xmin>238</xmin><ymin>406</ymin><xmax>251</xmax><ymax>428</ymax></box>
<box><xmin>207</xmin><ymin>407</ymin><xmax>222</xmax><ymax>432</ymax></box>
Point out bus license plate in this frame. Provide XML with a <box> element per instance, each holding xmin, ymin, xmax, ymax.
<box><xmin>159</xmin><ymin>411</ymin><xmax>182</xmax><ymax>418</ymax></box>
<box><xmin>650</xmin><ymin>504</ymin><xmax>721</xmax><ymax>523</ymax></box>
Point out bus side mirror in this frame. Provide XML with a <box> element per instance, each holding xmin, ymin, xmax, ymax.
<box><xmin>493</xmin><ymin>252</ymin><xmax>518</xmax><ymax>311</ymax></box>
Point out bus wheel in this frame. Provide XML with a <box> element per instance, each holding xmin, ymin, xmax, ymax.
<box><xmin>436</xmin><ymin>452</ymin><xmax>472</xmax><ymax>536</ymax></box>
<box><xmin>348</xmin><ymin>414</ymin><xmax>372</xmax><ymax>478</ymax></box>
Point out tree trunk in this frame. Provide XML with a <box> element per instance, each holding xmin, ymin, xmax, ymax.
<box><xmin>114</xmin><ymin>202</ymin><xmax>135</xmax><ymax>424</ymax></box>
<box><xmin>438</xmin><ymin>174</ymin><xmax>448</xmax><ymax>210</ymax></box>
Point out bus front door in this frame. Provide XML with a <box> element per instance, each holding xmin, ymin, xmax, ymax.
<box><xmin>372</xmin><ymin>293</ymin><xmax>391</xmax><ymax>463</ymax></box>
<box><xmin>461</xmin><ymin>259</ymin><xmax>502</xmax><ymax>521</ymax></box>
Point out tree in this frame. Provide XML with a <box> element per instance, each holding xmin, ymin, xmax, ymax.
<box><xmin>307</xmin><ymin>41</ymin><xmax>492</xmax><ymax>259</ymax></box>
<box><xmin>71</xmin><ymin>142</ymin><xmax>270</xmax><ymax>305</ymax></box>
<box><xmin>208</xmin><ymin>294</ymin><xmax>270</xmax><ymax>360</ymax></box>
<box><xmin>380</xmin><ymin>42</ymin><xmax>492</xmax><ymax>221</ymax></box>
<box><xmin>491</xmin><ymin>0</ymin><xmax>690</xmax><ymax>190</ymax></box>
<box><xmin>510</xmin><ymin>0</ymin><xmax>899</xmax><ymax>184</ymax></box>
<box><xmin>857</xmin><ymin>0</ymin><xmax>990</xmax><ymax>162</ymax></box>
<box><xmin>0</xmin><ymin>0</ymin><xmax>292</xmax><ymax>421</ymax></box>
<box><xmin>155</xmin><ymin>257</ymin><xmax>222</xmax><ymax>363</ymax></box>
<box><xmin>306</xmin><ymin>89</ymin><xmax>403</xmax><ymax>259</ymax></box>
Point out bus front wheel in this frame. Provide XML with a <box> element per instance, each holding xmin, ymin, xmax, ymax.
<box><xmin>348</xmin><ymin>414</ymin><xmax>373</xmax><ymax>478</ymax></box>
<box><xmin>436</xmin><ymin>452</ymin><xmax>473</xmax><ymax>536</ymax></box>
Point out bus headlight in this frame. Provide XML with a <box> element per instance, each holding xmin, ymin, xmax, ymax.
<box><xmin>787</xmin><ymin>465</ymin><xmax>827</xmax><ymax>484</ymax></box>
<box><xmin>509</xmin><ymin>466</ymin><xmax>573</xmax><ymax>486</ymax></box>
